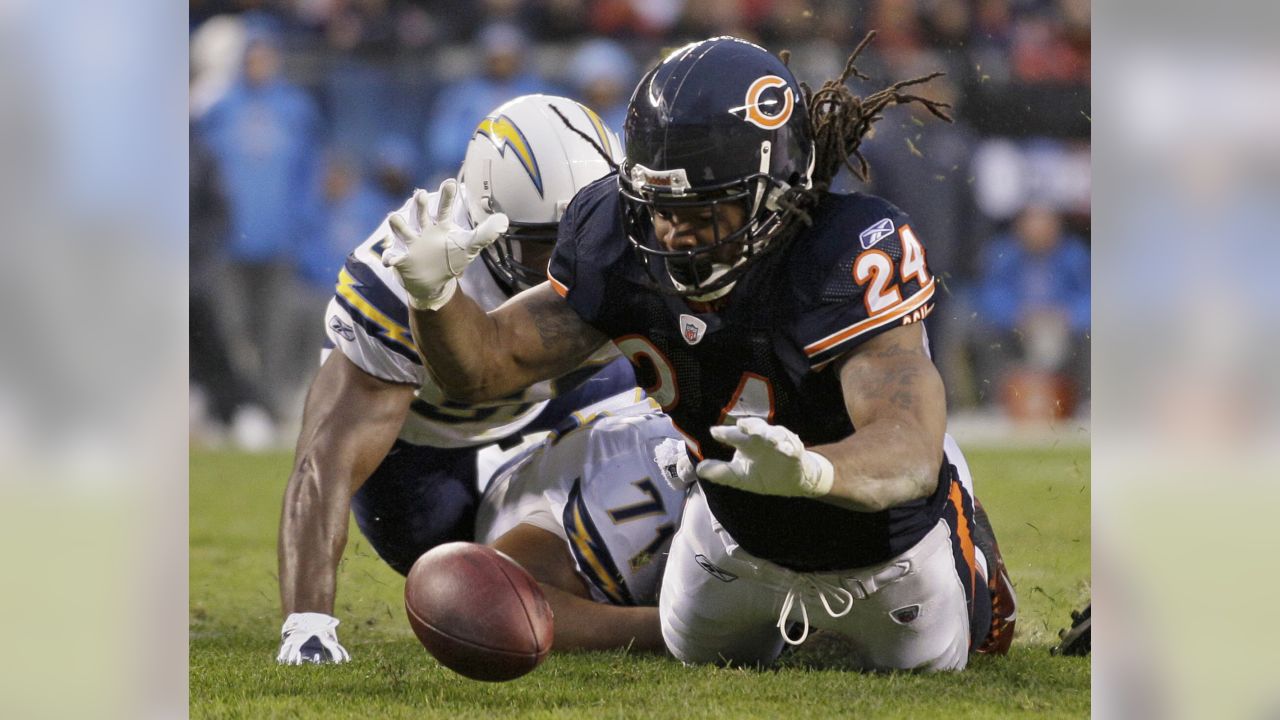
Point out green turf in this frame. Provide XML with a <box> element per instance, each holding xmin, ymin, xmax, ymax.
<box><xmin>190</xmin><ymin>446</ymin><xmax>1090</xmax><ymax>718</ymax></box>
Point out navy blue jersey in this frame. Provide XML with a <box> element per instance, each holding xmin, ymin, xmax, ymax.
<box><xmin>549</xmin><ymin>175</ymin><xmax>951</xmax><ymax>572</ymax></box>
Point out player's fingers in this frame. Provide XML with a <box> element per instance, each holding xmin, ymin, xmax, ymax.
<box><xmin>413</xmin><ymin>189</ymin><xmax>432</xmax><ymax>230</ymax></box>
<box><xmin>709</xmin><ymin>424</ymin><xmax>751</xmax><ymax>448</ymax></box>
<box><xmin>381</xmin><ymin>240</ymin><xmax>407</xmax><ymax>268</ymax></box>
<box><xmin>388</xmin><ymin>213</ymin><xmax>415</xmax><ymax>247</ymax></box>
<box><xmin>435</xmin><ymin>179</ymin><xmax>458</xmax><ymax>225</ymax></box>
<box><xmin>761</xmin><ymin>424</ymin><xmax>796</xmax><ymax>451</ymax></box>
<box><xmin>736</xmin><ymin>416</ymin><xmax>772</xmax><ymax>436</ymax></box>
<box><xmin>470</xmin><ymin>212</ymin><xmax>510</xmax><ymax>250</ymax></box>
<box><xmin>694</xmin><ymin>458</ymin><xmax>742</xmax><ymax>486</ymax></box>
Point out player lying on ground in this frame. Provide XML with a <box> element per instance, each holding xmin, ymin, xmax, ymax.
<box><xmin>277</xmin><ymin>95</ymin><xmax>642</xmax><ymax>664</ymax></box>
<box><xmin>386</xmin><ymin>36</ymin><xmax>1016</xmax><ymax>672</ymax></box>
<box><xmin>474</xmin><ymin>392</ymin><xmax>687</xmax><ymax>651</ymax></box>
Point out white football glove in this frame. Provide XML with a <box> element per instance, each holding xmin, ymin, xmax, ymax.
<box><xmin>381</xmin><ymin>179</ymin><xmax>509</xmax><ymax>311</ymax></box>
<box><xmin>654</xmin><ymin>437</ymin><xmax>698</xmax><ymax>491</ymax></box>
<box><xmin>277</xmin><ymin>612</ymin><xmax>351</xmax><ymax>665</ymax></box>
<box><xmin>696</xmin><ymin>417</ymin><xmax>834</xmax><ymax>498</ymax></box>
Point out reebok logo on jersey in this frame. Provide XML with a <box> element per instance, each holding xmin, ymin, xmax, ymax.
<box><xmin>859</xmin><ymin>218</ymin><xmax>895</xmax><ymax>249</ymax></box>
<box><xmin>680</xmin><ymin>314</ymin><xmax>708</xmax><ymax>345</ymax></box>
<box><xmin>328</xmin><ymin>315</ymin><xmax>356</xmax><ymax>341</ymax></box>
<box><xmin>694</xmin><ymin>553</ymin><xmax>738</xmax><ymax>582</ymax></box>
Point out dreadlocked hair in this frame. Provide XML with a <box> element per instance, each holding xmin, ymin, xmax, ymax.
<box><xmin>547</xmin><ymin>104</ymin><xmax>618</xmax><ymax>169</ymax></box>
<box><xmin>784</xmin><ymin>31</ymin><xmax>953</xmax><ymax>192</ymax></box>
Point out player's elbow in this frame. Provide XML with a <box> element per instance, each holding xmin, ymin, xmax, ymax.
<box><xmin>436</xmin><ymin>377</ymin><xmax>503</xmax><ymax>403</ymax></box>
<box><xmin>868</xmin><ymin>458</ymin><xmax>940</xmax><ymax>512</ymax></box>
<box><xmin>421</xmin><ymin>364</ymin><xmax>506</xmax><ymax>403</ymax></box>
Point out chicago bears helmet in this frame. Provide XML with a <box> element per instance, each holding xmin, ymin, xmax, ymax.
<box><xmin>460</xmin><ymin>95</ymin><xmax>621</xmax><ymax>292</ymax></box>
<box><xmin>621</xmin><ymin>37</ymin><xmax>815</xmax><ymax>300</ymax></box>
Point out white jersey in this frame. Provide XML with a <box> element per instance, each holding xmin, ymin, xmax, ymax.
<box><xmin>474</xmin><ymin>394</ymin><xmax>687</xmax><ymax>606</ymax></box>
<box><xmin>322</xmin><ymin>191</ymin><xmax>620</xmax><ymax>448</ymax></box>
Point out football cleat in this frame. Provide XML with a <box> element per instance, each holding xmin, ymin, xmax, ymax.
<box><xmin>971</xmin><ymin>499</ymin><xmax>1017</xmax><ymax>655</ymax></box>
<box><xmin>1051</xmin><ymin>602</ymin><xmax>1091</xmax><ymax>657</ymax></box>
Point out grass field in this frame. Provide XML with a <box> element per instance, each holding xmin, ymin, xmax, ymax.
<box><xmin>190</xmin><ymin>446</ymin><xmax>1090</xmax><ymax>718</ymax></box>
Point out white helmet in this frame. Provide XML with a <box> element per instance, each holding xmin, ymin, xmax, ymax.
<box><xmin>459</xmin><ymin>94</ymin><xmax>621</xmax><ymax>292</ymax></box>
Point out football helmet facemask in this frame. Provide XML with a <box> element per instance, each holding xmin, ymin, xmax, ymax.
<box><xmin>459</xmin><ymin>94</ymin><xmax>621</xmax><ymax>293</ymax></box>
<box><xmin>621</xmin><ymin>37</ymin><xmax>815</xmax><ymax>301</ymax></box>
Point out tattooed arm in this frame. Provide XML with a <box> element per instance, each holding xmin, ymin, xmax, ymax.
<box><xmin>808</xmin><ymin>323</ymin><xmax>947</xmax><ymax>512</ymax></box>
<box><xmin>409</xmin><ymin>282</ymin><xmax>608</xmax><ymax>402</ymax></box>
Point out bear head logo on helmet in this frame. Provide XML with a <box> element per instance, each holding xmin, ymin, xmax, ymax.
<box><xmin>460</xmin><ymin>94</ymin><xmax>621</xmax><ymax>294</ymax></box>
<box><xmin>620</xmin><ymin>37</ymin><xmax>815</xmax><ymax>302</ymax></box>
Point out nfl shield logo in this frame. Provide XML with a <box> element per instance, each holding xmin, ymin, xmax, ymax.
<box><xmin>680</xmin><ymin>314</ymin><xmax>707</xmax><ymax>345</ymax></box>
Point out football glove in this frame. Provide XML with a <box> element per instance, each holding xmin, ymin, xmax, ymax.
<box><xmin>696</xmin><ymin>417</ymin><xmax>834</xmax><ymax>498</ymax></box>
<box><xmin>277</xmin><ymin>612</ymin><xmax>351</xmax><ymax>665</ymax></box>
<box><xmin>654</xmin><ymin>437</ymin><xmax>697</xmax><ymax>491</ymax></box>
<box><xmin>382</xmin><ymin>179</ymin><xmax>509</xmax><ymax>311</ymax></box>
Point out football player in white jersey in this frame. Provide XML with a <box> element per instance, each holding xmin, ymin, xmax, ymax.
<box><xmin>277</xmin><ymin>95</ymin><xmax>647</xmax><ymax>664</ymax></box>
<box><xmin>474</xmin><ymin>392</ymin><xmax>687</xmax><ymax>651</ymax></box>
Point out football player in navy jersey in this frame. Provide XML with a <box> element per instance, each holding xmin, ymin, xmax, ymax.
<box><xmin>387</xmin><ymin>37</ymin><xmax>1016</xmax><ymax>671</ymax></box>
<box><xmin>276</xmin><ymin>96</ymin><xmax>673</xmax><ymax>664</ymax></box>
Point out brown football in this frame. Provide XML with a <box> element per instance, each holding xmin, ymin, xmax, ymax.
<box><xmin>404</xmin><ymin>542</ymin><xmax>554</xmax><ymax>681</ymax></box>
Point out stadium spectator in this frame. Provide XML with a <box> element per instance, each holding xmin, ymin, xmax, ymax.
<box><xmin>851</xmin><ymin>68</ymin><xmax>987</xmax><ymax>407</ymax></box>
<box><xmin>422</xmin><ymin>23</ymin><xmax>556</xmax><ymax>183</ymax></box>
<box><xmin>973</xmin><ymin>204</ymin><xmax>1090</xmax><ymax>414</ymax></box>
<box><xmin>589</xmin><ymin>0</ymin><xmax>686</xmax><ymax>39</ymax></box>
<box><xmin>189</xmin><ymin>14</ymin><xmax>248</xmax><ymax>121</ymax></box>
<box><xmin>527</xmin><ymin>0</ymin><xmax>593</xmax><ymax>41</ymax></box>
<box><xmin>675</xmin><ymin>0</ymin><xmax>767</xmax><ymax>40</ymax></box>
<box><xmin>1010</xmin><ymin>6</ymin><xmax>1090</xmax><ymax>84</ymax></box>
<box><xmin>197</xmin><ymin>31</ymin><xmax>324</xmax><ymax>429</ymax></box>
<box><xmin>567</xmin><ymin>39</ymin><xmax>636</xmax><ymax>139</ymax></box>
<box><xmin>190</xmin><ymin>126</ymin><xmax>275</xmax><ymax>447</ymax></box>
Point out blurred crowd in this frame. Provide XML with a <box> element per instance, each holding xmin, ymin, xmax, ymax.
<box><xmin>189</xmin><ymin>0</ymin><xmax>1091</xmax><ymax>447</ymax></box>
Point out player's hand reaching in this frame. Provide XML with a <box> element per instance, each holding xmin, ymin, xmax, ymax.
<box><xmin>277</xmin><ymin>612</ymin><xmax>351</xmax><ymax>665</ymax></box>
<box><xmin>696</xmin><ymin>417</ymin><xmax>834</xmax><ymax>498</ymax></box>
<box><xmin>382</xmin><ymin>179</ymin><xmax>509</xmax><ymax>311</ymax></box>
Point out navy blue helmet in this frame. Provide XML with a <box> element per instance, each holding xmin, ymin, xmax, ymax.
<box><xmin>621</xmin><ymin>37</ymin><xmax>815</xmax><ymax>300</ymax></box>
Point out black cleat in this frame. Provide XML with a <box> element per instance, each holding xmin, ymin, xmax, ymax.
<box><xmin>1051</xmin><ymin>603</ymin><xmax>1091</xmax><ymax>656</ymax></box>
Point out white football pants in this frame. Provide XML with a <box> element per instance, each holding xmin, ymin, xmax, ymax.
<box><xmin>659</xmin><ymin>483</ymin><xmax>973</xmax><ymax>672</ymax></box>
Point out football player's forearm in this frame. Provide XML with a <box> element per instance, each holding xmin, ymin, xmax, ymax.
<box><xmin>810</xmin><ymin>421</ymin><xmax>941</xmax><ymax>513</ymax></box>
<box><xmin>538</xmin><ymin>584</ymin><xmax>665</xmax><ymax>653</ymax></box>
<box><xmin>409</xmin><ymin>291</ymin><xmax>501</xmax><ymax>400</ymax></box>
<box><xmin>488</xmin><ymin>523</ymin><xmax>665</xmax><ymax>653</ymax></box>
<box><xmin>278</xmin><ymin>457</ymin><xmax>350</xmax><ymax>615</ymax></box>
<box><xmin>278</xmin><ymin>353</ymin><xmax>414</xmax><ymax>616</ymax></box>
<box><xmin>815</xmin><ymin>325</ymin><xmax>946</xmax><ymax>512</ymax></box>
<box><xmin>411</xmin><ymin>283</ymin><xmax>607</xmax><ymax>402</ymax></box>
